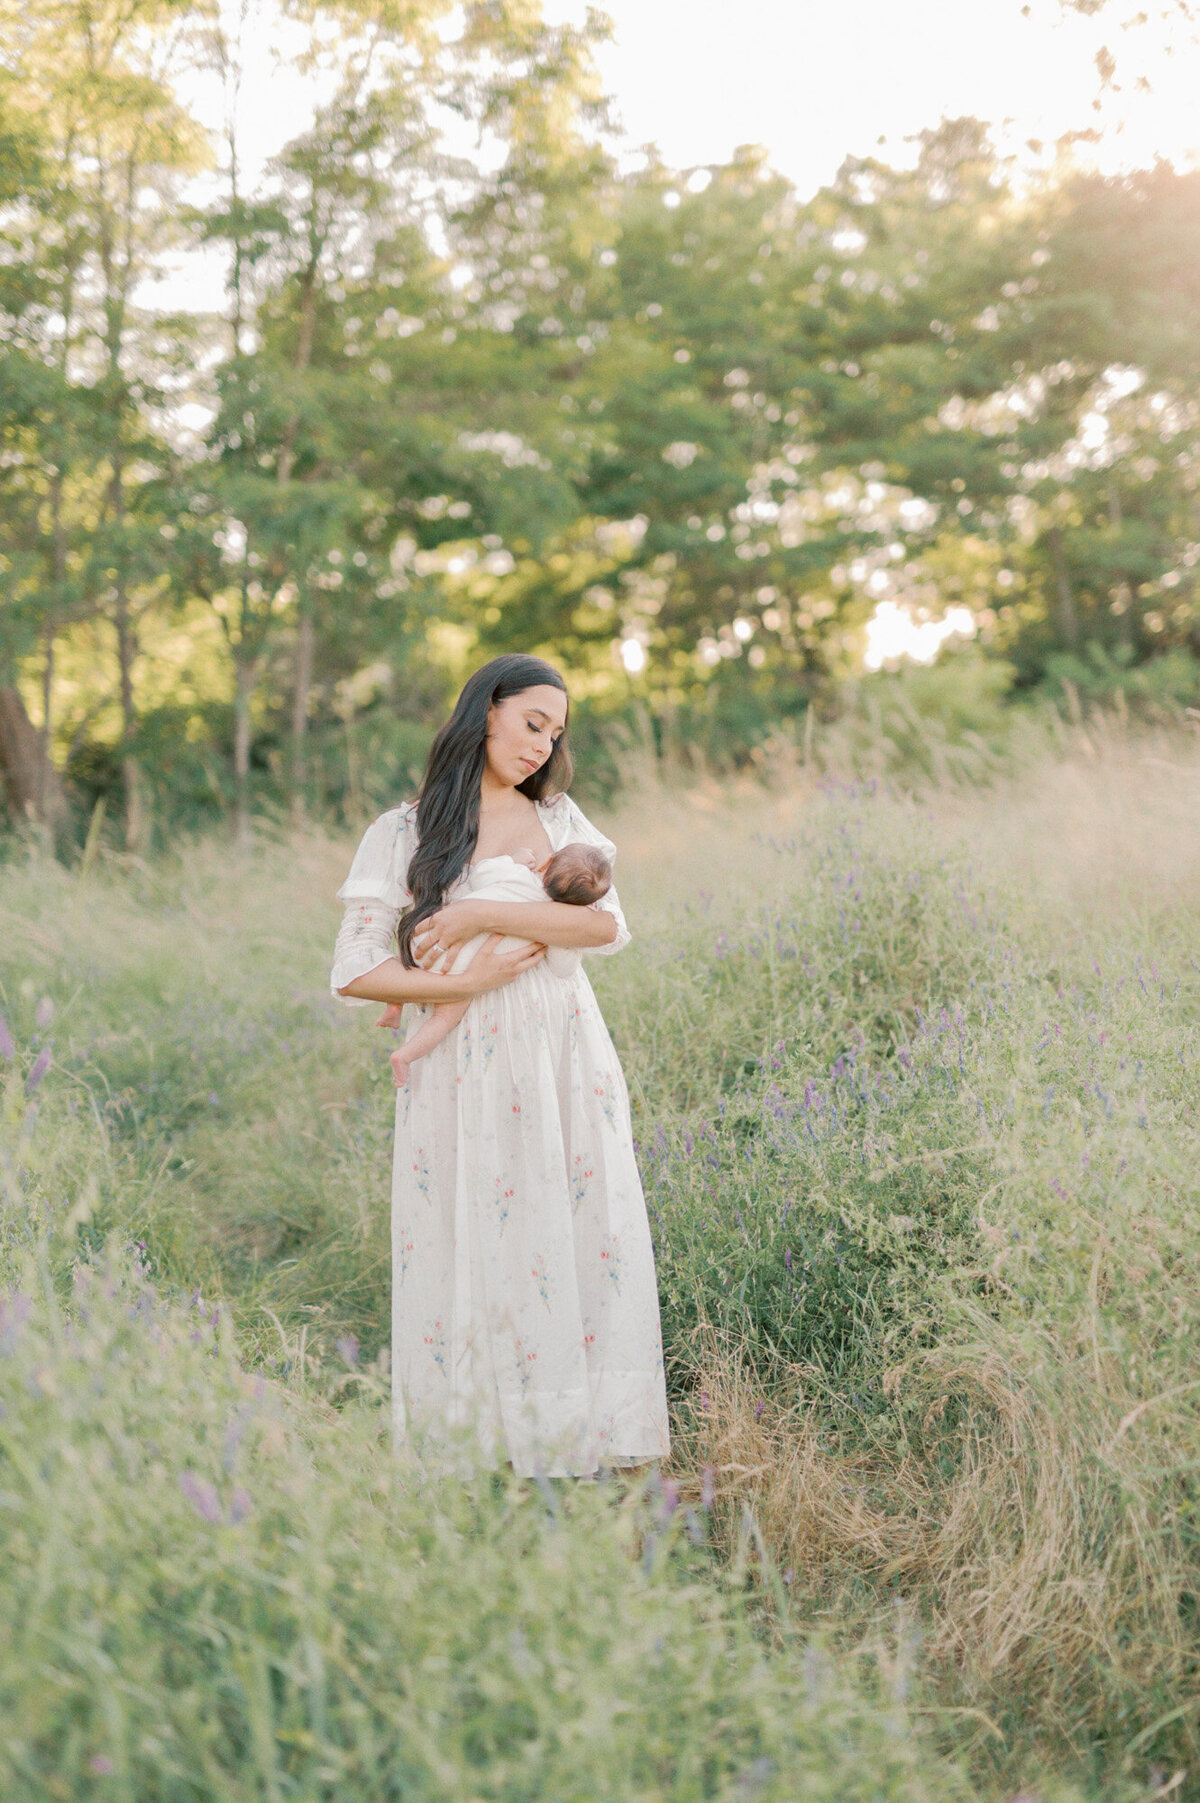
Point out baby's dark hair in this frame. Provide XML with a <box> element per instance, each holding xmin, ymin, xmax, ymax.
<box><xmin>542</xmin><ymin>842</ymin><xmax>611</xmax><ymax>906</ymax></box>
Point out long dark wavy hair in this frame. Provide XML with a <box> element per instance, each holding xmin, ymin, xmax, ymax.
<box><xmin>396</xmin><ymin>654</ymin><xmax>573</xmax><ymax>967</ymax></box>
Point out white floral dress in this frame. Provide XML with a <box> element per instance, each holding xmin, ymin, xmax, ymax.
<box><xmin>330</xmin><ymin>792</ymin><xmax>670</xmax><ymax>1477</ymax></box>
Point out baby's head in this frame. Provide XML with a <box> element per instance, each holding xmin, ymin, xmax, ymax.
<box><xmin>541</xmin><ymin>841</ymin><xmax>611</xmax><ymax>906</ymax></box>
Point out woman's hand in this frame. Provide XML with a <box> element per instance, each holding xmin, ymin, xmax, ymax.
<box><xmin>412</xmin><ymin>901</ymin><xmax>489</xmax><ymax>969</ymax></box>
<box><xmin>460</xmin><ymin>933</ymin><xmax>546</xmax><ymax>995</ymax></box>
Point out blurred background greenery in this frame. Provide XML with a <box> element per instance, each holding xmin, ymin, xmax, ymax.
<box><xmin>4</xmin><ymin>0</ymin><xmax>1200</xmax><ymax>851</ymax></box>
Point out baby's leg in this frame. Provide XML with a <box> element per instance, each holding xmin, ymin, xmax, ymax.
<box><xmin>390</xmin><ymin>998</ymin><xmax>470</xmax><ymax>1086</ymax></box>
<box><xmin>388</xmin><ymin>926</ymin><xmax>536</xmax><ymax>1085</ymax></box>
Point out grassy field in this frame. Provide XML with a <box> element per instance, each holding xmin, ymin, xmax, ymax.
<box><xmin>3</xmin><ymin>722</ymin><xmax>1199</xmax><ymax>1800</ymax></box>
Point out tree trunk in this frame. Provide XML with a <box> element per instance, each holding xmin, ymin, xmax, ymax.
<box><xmin>280</xmin><ymin>256</ymin><xmax>320</xmax><ymax>819</ymax></box>
<box><xmin>1107</xmin><ymin>475</ymin><xmax>1134</xmax><ymax>651</ymax></box>
<box><xmin>233</xmin><ymin>657</ymin><xmax>256</xmax><ymax>851</ymax></box>
<box><xmin>114</xmin><ymin>583</ymin><xmax>144</xmax><ymax>852</ymax></box>
<box><xmin>40</xmin><ymin>633</ymin><xmax>55</xmax><ymax>821</ymax></box>
<box><xmin>0</xmin><ymin>684</ymin><xmax>69</xmax><ymax>835</ymax></box>
<box><xmin>1045</xmin><ymin>526</ymin><xmax>1080</xmax><ymax>651</ymax></box>
<box><xmin>290</xmin><ymin>600</ymin><xmax>315</xmax><ymax>823</ymax></box>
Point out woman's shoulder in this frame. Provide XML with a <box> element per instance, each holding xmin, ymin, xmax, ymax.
<box><xmin>538</xmin><ymin>791</ymin><xmax>617</xmax><ymax>857</ymax></box>
<box><xmin>365</xmin><ymin>800</ymin><xmax>418</xmax><ymax>835</ymax></box>
<box><xmin>339</xmin><ymin>802</ymin><xmax>418</xmax><ymax>902</ymax></box>
<box><xmin>348</xmin><ymin>800</ymin><xmax>419</xmax><ymax>868</ymax></box>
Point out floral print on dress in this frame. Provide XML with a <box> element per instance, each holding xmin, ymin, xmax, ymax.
<box><xmin>570</xmin><ymin>1155</ymin><xmax>594</xmax><ymax>1211</ymax></box>
<box><xmin>599</xmin><ymin>1234</ymin><xmax>623</xmax><ymax>1290</ymax></box>
<box><xmin>592</xmin><ymin>1070</ymin><xmax>617</xmax><ymax>1129</ymax></box>
<box><xmin>396</xmin><ymin>1228</ymin><xmax>416</xmax><ymax>1284</ymax></box>
<box><xmin>422</xmin><ymin>1318</ymin><xmax>447</xmax><ymax>1376</ymax></box>
<box><xmin>411</xmin><ymin>1146</ymin><xmax>433</xmax><ymax>1202</ymax></box>
<box><xmin>530</xmin><ymin>1254</ymin><xmax>552</xmax><ymax>1308</ymax></box>
<box><xmin>513</xmin><ymin>1336</ymin><xmax>539</xmax><ymax>1395</ymax></box>
<box><xmin>491</xmin><ymin>1175</ymin><xmax>515</xmax><ymax>1231</ymax></box>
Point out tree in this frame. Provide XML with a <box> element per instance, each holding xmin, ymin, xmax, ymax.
<box><xmin>0</xmin><ymin>0</ymin><xmax>206</xmax><ymax>843</ymax></box>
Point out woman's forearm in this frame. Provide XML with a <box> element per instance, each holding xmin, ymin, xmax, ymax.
<box><xmin>477</xmin><ymin>900</ymin><xmax>617</xmax><ymax>950</ymax></box>
<box><xmin>337</xmin><ymin>957</ymin><xmax>475</xmax><ymax>1005</ymax></box>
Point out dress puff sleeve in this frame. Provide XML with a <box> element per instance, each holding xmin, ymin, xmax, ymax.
<box><xmin>330</xmin><ymin>805</ymin><xmax>416</xmax><ymax>1003</ymax></box>
<box><xmin>552</xmin><ymin>795</ymin><xmax>632</xmax><ymax>957</ymax></box>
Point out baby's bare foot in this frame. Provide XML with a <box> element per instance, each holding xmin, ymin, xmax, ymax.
<box><xmin>377</xmin><ymin>1004</ymin><xmax>404</xmax><ymax>1030</ymax></box>
<box><xmin>390</xmin><ymin>1050</ymin><xmax>411</xmax><ymax>1088</ymax></box>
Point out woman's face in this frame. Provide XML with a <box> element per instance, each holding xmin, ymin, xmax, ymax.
<box><xmin>484</xmin><ymin>685</ymin><xmax>567</xmax><ymax>789</ymax></box>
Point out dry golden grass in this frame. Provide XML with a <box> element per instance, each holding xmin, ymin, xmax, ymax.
<box><xmin>674</xmin><ymin>1329</ymin><xmax>1192</xmax><ymax>1777</ymax></box>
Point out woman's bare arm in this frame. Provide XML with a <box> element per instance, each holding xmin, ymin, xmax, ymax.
<box><xmin>338</xmin><ymin>936</ymin><xmax>545</xmax><ymax>1003</ymax></box>
<box><xmin>415</xmin><ymin>899</ymin><xmax>616</xmax><ymax>960</ymax></box>
<box><xmin>485</xmin><ymin>901</ymin><xmax>617</xmax><ymax>950</ymax></box>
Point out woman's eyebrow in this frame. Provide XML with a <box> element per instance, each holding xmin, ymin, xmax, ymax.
<box><xmin>526</xmin><ymin>708</ymin><xmax>564</xmax><ymax>728</ymax></box>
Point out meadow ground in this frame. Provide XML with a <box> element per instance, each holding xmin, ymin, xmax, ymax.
<box><xmin>2</xmin><ymin>720</ymin><xmax>1199</xmax><ymax>1801</ymax></box>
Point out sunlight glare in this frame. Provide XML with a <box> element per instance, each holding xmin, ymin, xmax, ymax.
<box><xmin>864</xmin><ymin>602</ymin><xmax>976</xmax><ymax>671</ymax></box>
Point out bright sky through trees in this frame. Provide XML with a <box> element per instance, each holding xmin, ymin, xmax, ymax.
<box><xmin>572</xmin><ymin>0</ymin><xmax>1200</xmax><ymax>190</ymax></box>
<box><xmin>186</xmin><ymin>0</ymin><xmax>1200</xmax><ymax>210</ymax></box>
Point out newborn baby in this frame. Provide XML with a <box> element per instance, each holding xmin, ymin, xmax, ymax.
<box><xmin>378</xmin><ymin>840</ymin><xmax>612</xmax><ymax>1087</ymax></box>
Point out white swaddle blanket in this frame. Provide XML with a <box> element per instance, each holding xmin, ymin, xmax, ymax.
<box><xmin>430</xmin><ymin>856</ymin><xmax>580</xmax><ymax>981</ymax></box>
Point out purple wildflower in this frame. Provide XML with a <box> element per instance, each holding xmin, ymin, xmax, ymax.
<box><xmin>784</xmin><ymin>1248</ymin><xmax>792</xmax><ymax>1272</ymax></box>
<box><xmin>24</xmin><ymin>1046</ymin><xmax>51</xmax><ymax>1096</ymax></box>
<box><xmin>700</xmin><ymin>1465</ymin><xmax>715</xmax><ymax>1510</ymax></box>
<box><xmin>0</xmin><ymin>1293</ymin><xmax>33</xmax><ymax>1354</ymax></box>
<box><xmin>88</xmin><ymin>1756</ymin><xmax>115</xmax><ymax>1776</ymax></box>
<box><xmin>179</xmin><ymin>1471</ymin><xmax>222</xmax><ymax>1524</ymax></box>
<box><xmin>336</xmin><ymin>1334</ymin><xmax>360</xmax><ymax>1366</ymax></box>
<box><xmin>0</xmin><ymin>1014</ymin><xmax>13</xmax><ymax>1060</ymax></box>
<box><xmin>230</xmin><ymin>1486</ymin><xmax>252</xmax><ymax>1524</ymax></box>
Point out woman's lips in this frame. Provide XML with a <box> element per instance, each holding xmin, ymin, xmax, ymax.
<box><xmin>519</xmin><ymin>757</ymin><xmax>539</xmax><ymax>773</ymax></box>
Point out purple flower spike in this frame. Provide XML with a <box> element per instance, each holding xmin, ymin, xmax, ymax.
<box><xmin>179</xmin><ymin>1471</ymin><xmax>222</xmax><ymax>1524</ymax></box>
<box><xmin>336</xmin><ymin>1333</ymin><xmax>360</xmax><ymax>1367</ymax></box>
<box><xmin>660</xmin><ymin>1478</ymin><xmax>680</xmax><ymax>1522</ymax></box>
<box><xmin>0</xmin><ymin>1014</ymin><xmax>13</xmax><ymax>1061</ymax></box>
<box><xmin>24</xmin><ymin>1046</ymin><xmax>51</xmax><ymax>1096</ymax></box>
<box><xmin>229</xmin><ymin>1486</ymin><xmax>252</xmax><ymax>1524</ymax></box>
<box><xmin>784</xmin><ymin>1248</ymin><xmax>792</xmax><ymax>1272</ymax></box>
<box><xmin>700</xmin><ymin>1465</ymin><xmax>715</xmax><ymax>1510</ymax></box>
<box><xmin>88</xmin><ymin>1755</ymin><xmax>115</xmax><ymax>1776</ymax></box>
<box><xmin>35</xmin><ymin>996</ymin><xmax>54</xmax><ymax>1029</ymax></box>
<box><xmin>0</xmin><ymin>1293</ymin><xmax>33</xmax><ymax>1355</ymax></box>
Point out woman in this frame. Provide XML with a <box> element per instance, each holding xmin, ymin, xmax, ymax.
<box><xmin>330</xmin><ymin>654</ymin><xmax>670</xmax><ymax>1477</ymax></box>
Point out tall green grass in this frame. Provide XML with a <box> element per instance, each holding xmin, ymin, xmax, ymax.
<box><xmin>1</xmin><ymin>1235</ymin><xmax>976</xmax><ymax>1800</ymax></box>
<box><xmin>3</xmin><ymin>728</ymin><xmax>1199</xmax><ymax>1798</ymax></box>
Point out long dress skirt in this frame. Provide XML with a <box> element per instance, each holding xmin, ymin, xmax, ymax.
<box><xmin>389</xmin><ymin>957</ymin><xmax>670</xmax><ymax>1477</ymax></box>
